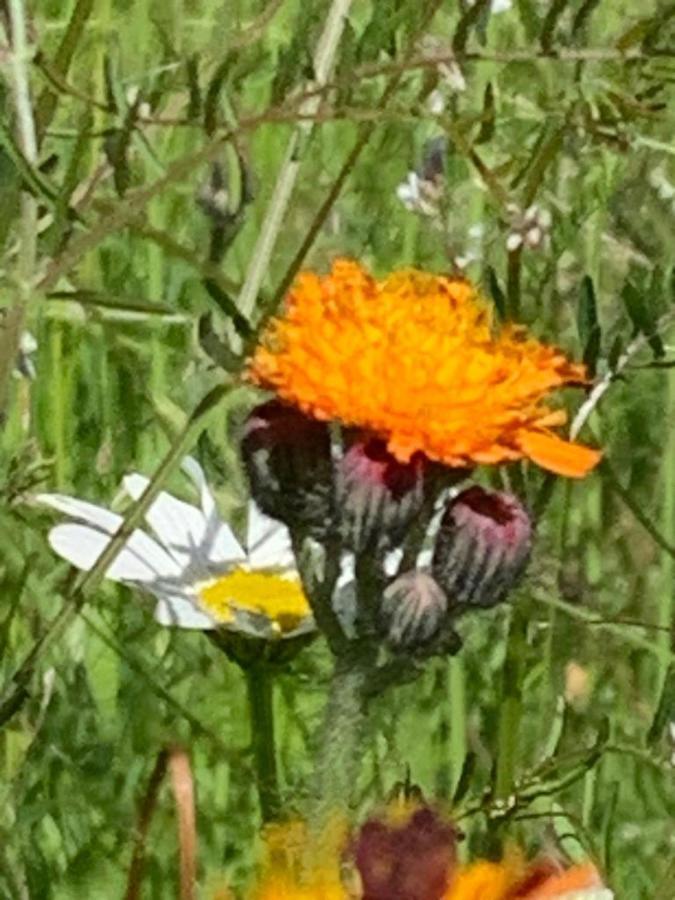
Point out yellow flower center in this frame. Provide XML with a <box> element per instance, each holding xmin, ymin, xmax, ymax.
<box><xmin>198</xmin><ymin>569</ymin><xmax>310</xmax><ymax>634</ymax></box>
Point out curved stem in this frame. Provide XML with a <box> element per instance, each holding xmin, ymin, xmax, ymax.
<box><xmin>245</xmin><ymin>665</ymin><xmax>280</xmax><ymax>822</ymax></box>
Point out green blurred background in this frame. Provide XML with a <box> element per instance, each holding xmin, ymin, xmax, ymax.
<box><xmin>0</xmin><ymin>0</ymin><xmax>673</xmax><ymax>896</ymax></box>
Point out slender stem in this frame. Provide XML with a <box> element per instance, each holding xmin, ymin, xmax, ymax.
<box><xmin>245</xmin><ymin>665</ymin><xmax>280</xmax><ymax>821</ymax></box>
<box><xmin>494</xmin><ymin>603</ymin><xmax>528</xmax><ymax>803</ymax></box>
<box><xmin>657</xmin><ymin>362</ymin><xmax>675</xmax><ymax>700</ymax></box>
<box><xmin>0</xmin><ymin>0</ymin><xmax>38</xmax><ymax>422</ymax></box>
<box><xmin>311</xmin><ymin>651</ymin><xmax>369</xmax><ymax>829</ymax></box>
<box><xmin>447</xmin><ymin>656</ymin><xmax>467</xmax><ymax>800</ymax></box>
<box><xmin>235</xmin><ymin>0</ymin><xmax>353</xmax><ymax>319</ymax></box>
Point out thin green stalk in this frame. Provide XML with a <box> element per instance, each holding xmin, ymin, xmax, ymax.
<box><xmin>494</xmin><ymin>603</ymin><xmax>528</xmax><ymax>802</ymax></box>
<box><xmin>657</xmin><ymin>363</ymin><xmax>675</xmax><ymax>700</ymax></box>
<box><xmin>448</xmin><ymin>656</ymin><xmax>467</xmax><ymax>800</ymax></box>
<box><xmin>0</xmin><ymin>0</ymin><xmax>38</xmax><ymax>422</ymax></box>
<box><xmin>245</xmin><ymin>665</ymin><xmax>280</xmax><ymax>821</ymax></box>
<box><xmin>235</xmin><ymin>0</ymin><xmax>354</xmax><ymax>319</ymax></box>
<box><xmin>311</xmin><ymin>651</ymin><xmax>369</xmax><ymax>828</ymax></box>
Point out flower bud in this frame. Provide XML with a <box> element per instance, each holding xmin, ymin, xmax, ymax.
<box><xmin>352</xmin><ymin>804</ymin><xmax>457</xmax><ymax>900</ymax></box>
<box><xmin>336</xmin><ymin>438</ymin><xmax>426</xmax><ymax>552</ymax></box>
<box><xmin>380</xmin><ymin>570</ymin><xmax>448</xmax><ymax>650</ymax></box>
<box><xmin>241</xmin><ymin>400</ymin><xmax>333</xmax><ymax>536</ymax></box>
<box><xmin>432</xmin><ymin>486</ymin><xmax>532</xmax><ymax>609</ymax></box>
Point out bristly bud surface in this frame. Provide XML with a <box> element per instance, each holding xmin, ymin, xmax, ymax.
<box><xmin>352</xmin><ymin>804</ymin><xmax>457</xmax><ymax>900</ymax></box>
<box><xmin>380</xmin><ymin>570</ymin><xmax>448</xmax><ymax>650</ymax></box>
<box><xmin>432</xmin><ymin>486</ymin><xmax>532</xmax><ymax>610</ymax></box>
<box><xmin>241</xmin><ymin>400</ymin><xmax>333</xmax><ymax>536</ymax></box>
<box><xmin>336</xmin><ymin>437</ymin><xmax>426</xmax><ymax>552</ymax></box>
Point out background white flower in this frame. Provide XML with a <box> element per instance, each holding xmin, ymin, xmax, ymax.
<box><xmin>37</xmin><ymin>458</ymin><xmax>314</xmax><ymax>640</ymax></box>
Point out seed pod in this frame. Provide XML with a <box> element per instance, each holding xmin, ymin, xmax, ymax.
<box><xmin>241</xmin><ymin>400</ymin><xmax>333</xmax><ymax>536</ymax></box>
<box><xmin>336</xmin><ymin>438</ymin><xmax>426</xmax><ymax>552</ymax></box>
<box><xmin>380</xmin><ymin>570</ymin><xmax>448</xmax><ymax>650</ymax></box>
<box><xmin>432</xmin><ymin>486</ymin><xmax>532</xmax><ymax>609</ymax></box>
<box><xmin>352</xmin><ymin>804</ymin><xmax>457</xmax><ymax>900</ymax></box>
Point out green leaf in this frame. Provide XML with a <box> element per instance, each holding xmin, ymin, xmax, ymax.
<box><xmin>475</xmin><ymin>82</ymin><xmax>496</xmax><ymax>145</ymax></box>
<box><xmin>487</xmin><ymin>267</ymin><xmax>506</xmax><ymax>321</ymax></box>
<box><xmin>578</xmin><ymin>275</ymin><xmax>602</xmax><ymax>376</ymax></box>
<box><xmin>84</xmin><ymin>618</ymin><xmax>119</xmax><ymax>725</ymax></box>
<box><xmin>622</xmin><ymin>281</ymin><xmax>666</xmax><ymax>358</ymax></box>
<box><xmin>515</xmin><ymin>0</ymin><xmax>543</xmax><ymax>41</ymax></box>
<box><xmin>647</xmin><ymin>665</ymin><xmax>675</xmax><ymax>746</ymax></box>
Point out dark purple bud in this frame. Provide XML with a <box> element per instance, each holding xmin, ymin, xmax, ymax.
<box><xmin>241</xmin><ymin>400</ymin><xmax>333</xmax><ymax>535</ymax></box>
<box><xmin>380</xmin><ymin>570</ymin><xmax>448</xmax><ymax>650</ymax></box>
<box><xmin>432</xmin><ymin>486</ymin><xmax>532</xmax><ymax>609</ymax></box>
<box><xmin>336</xmin><ymin>438</ymin><xmax>426</xmax><ymax>552</ymax></box>
<box><xmin>353</xmin><ymin>805</ymin><xmax>457</xmax><ymax>900</ymax></box>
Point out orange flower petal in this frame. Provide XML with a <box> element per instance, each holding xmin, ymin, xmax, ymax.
<box><xmin>518</xmin><ymin>431</ymin><xmax>602</xmax><ymax>478</ymax></box>
<box><xmin>518</xmin><ymin>862</ymin><xmax>605</xmax><ymax>898</ymax></box>
<box><xmin>249</xmin><ymin>260</ymin><xmax>601</xmax><ymax>478</ymax></box>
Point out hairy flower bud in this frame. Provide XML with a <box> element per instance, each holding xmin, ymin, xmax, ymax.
<box><xmin>241</xmin><ymin>400</ymin><xmax>333</xmax><ymax>535</ymax></box>
<box><xmin>380</xmin><ymin>570</ymin><xmax>448</xmax><ymax>649</ymax></box>
<box><xmin>336</xmin><ymin>438</ymin><xmax>426</xmax><ymax>552</ymax></box>
<box><xmin>432</xmin><ymin>486</ymin><xmax>532</xmax><ymax>609</ymax></box>
<box><xmin>352</xmin><ymin>804</ymin><xmax>457</xmax><ymax>900</ymax></box>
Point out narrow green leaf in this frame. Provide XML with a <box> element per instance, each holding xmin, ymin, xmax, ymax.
<box><xmin>452</xmin><ymin>751</ymin><xmax>477</xmax><ymax>806</ymax></box>
<box><xmin>647</xmin><ymin>665</ymin><xmax>675</xmax><ymax>746</ymax></box>
<box><xmin>622</xmin><ymin>282</ymin><xmax>665</xmax><ymax>358</ymax></box>
<box><xmin>186</xmin><ymin>54</ymin><xmax>202</xmax><ymax>120</ymax></box>
<box><xmin>540</xmin><ymin>0</ymin><xmax>572</xmax><ymax>53</ymax></box>
<box><xmin>453</xmin><ymin>0</ymin><xmax>491</xmax><ymax>54</ymax></box>
<box><xmin>571</xmin><ymin>0</ymin><xmax>602</xmax><ymax>39</ymax></box>
<box><xmin>475</xmin><ymin>82</ymin><xmax>495</xmax><ymax>145</ymax></box>
<box><xmin>578</xmin><ymin>275</ymin><xmax>602</xmax><ymax>376</ymax></box>
<box><xmin>600</xmin><ymin>781</ymin><xmax>620</xmax><ymax>878</ymax></box>
<box><xmin>487</xmin><ymin>266</ymin><xmax>507</xmax><ymax>321</ymax></box>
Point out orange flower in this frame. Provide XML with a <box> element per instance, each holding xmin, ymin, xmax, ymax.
<box><xmin>249</xmin><ymin>261</ymin><xmax>601</xmax><ymax>478</ymax></box>
<box><xmin>444</xmin><ymin>857</ymin><xmax>611</xmax><ymax>900</ymax></box>
<box><xmin>248</xmin><ymin>820</ymin><xmax>348</xmax><ymax>900</ymax></box>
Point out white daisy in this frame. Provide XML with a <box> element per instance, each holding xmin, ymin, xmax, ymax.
<box><xmin>37</xmin><ymin>458</ymin><xmax>314</xmax><ymax>640</ymax></box>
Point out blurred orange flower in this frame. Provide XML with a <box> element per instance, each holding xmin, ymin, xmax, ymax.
<box><xmin>249</xmin><ymin>261</ymin><xmax>600</xmax><ymax>478</ymax></box>
<box><xmin>445</xmin><ymin>856</ymin><xmax>610</xmax><ymax>900</ymax></box>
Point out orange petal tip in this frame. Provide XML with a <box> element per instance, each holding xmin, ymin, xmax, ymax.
<box><xmin>518</xmin><ymin>431</ymin><xmax>602</xmax><ymax>479</ymax></box>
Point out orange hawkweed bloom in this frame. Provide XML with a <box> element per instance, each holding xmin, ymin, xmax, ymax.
<box><xmin>444</xmin><ymin>857</ymin><xmax>611</xmax><ymax>900</ymax></box>
<box><xmin>249</xmin><ymin>261</ymin><xmax>601</xmax><ymax>478</ymax></box>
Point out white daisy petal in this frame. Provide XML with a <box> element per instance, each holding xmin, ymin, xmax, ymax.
<box><xmin>48</xmin><ymin>523</ymin><xmax>181</xmax><ymax>583</ymax></box>
<box><xmin>122</xmin><ymin>474</ymin><xmax>210</xmax><ymax>573</ymax></box>
<box><xmin>37</xmin><ymin>493</ymin><xmax>123</xmax><ymax>534</ymax></box>
<box><xmin>180</xmin><ymin>458</ymin><xmax>247</xmax><ymax>566</ymax></box>
<box><xmin>123</xmin><ymin>473</ymin><xmax>245</xmax><ymax>573</ymax></box>
<box><xmin>246</xmin><ymin>503</ymin><xmax>295</xmax><ymax>570</ymax></box>
<box><xmin>181</xmin><ymin>456</ymin><xmax>217</xmax><ymax>519</ymax></box>
<box><xmin>153</xmin><ymin>593</ymin><xmax>216</xmax><ymax>630</ymax></box>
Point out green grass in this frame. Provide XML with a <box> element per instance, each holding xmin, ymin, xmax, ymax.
<box><xmin>1</xmin><ymin>1</ymin><xmax>674</xmax><ymax>897</ymax></box>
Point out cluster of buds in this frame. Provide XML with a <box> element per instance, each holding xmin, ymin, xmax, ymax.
<box><xmin>241</xmin><ymin>400</ymin><xmax>533</xmax><ymax>660</ymax></box>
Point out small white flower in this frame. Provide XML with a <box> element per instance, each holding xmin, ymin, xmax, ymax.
<box><xmin>468</xmin><ymin>0</ymin><xmax>512</xmax><ymax>11</ymax></box>
<box><xmin>13</xmin><ymin>330</ymin><xmax>37</xmax><ymax>380</ymax></box>
<box><xmin>439</xmin><ymin>60</ymin><xmax>466</xmax><ymax>93</ymax></box>
<box><xmin>506</xmin><ymin>231</ymin><xmax>524</xmax><ymax>252</ymax></box>
<box><xmin>427</xmin><ymin>89</ymin><xmax>446</xmax><ymax>116</ymax></box>
<box><xmin>37</xmin><ymin>458</ymin><xmax>314</xmax><ymax>640</ymax></box>
<box><xmin>506</xmin><ymin>204</ymin><xmax>552</xmax><ymax>252</ymax></box>
<box><xmin>396</xmin><ymin>171</ymin><xmax>443</xmax><ymax>218</ymax></box>
<box><xmin>396</xmin><ymin>171</ymin><xmax>423</xmax><ymax>211</ymax></box>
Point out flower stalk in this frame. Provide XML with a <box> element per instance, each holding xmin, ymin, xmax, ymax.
<box><xmin>245</xmin><ymin>664</ymin><xmax>281</xmax><ymax>822</ymax></box>
<box><xmin>310</xmin><ymin>648</ymin><xmax>371</xmax><ymax>829</ymax></box>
